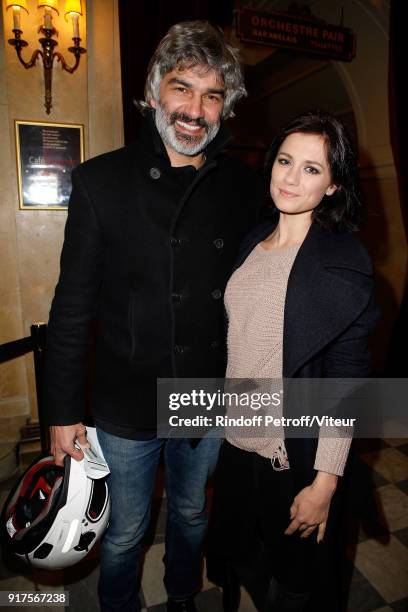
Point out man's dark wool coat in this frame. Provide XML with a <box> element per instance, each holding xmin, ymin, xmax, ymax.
<box><xmin>43</xmin><ymin>113</ymin><xmax>262</xmax><ymax>433</ymax></box>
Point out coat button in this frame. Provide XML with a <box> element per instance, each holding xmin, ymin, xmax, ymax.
<box><xmin>170</xmin><ymin>237</ymin><xmax>180</xmax><ymax>247</ymax></box>
<box><xmin>172</xmin><ymin>292</ymin><xmax>183</xmax><ymax>303</ymax></box>
<box><xmin>210</xmin><ymin>340</ymin><xmax>220</xmax><ymax>349</ymax></box>
<box><xmin>149</xmin><ymin>167</ymin><xmax>161</xmax><ymax>180</ymax></box>
<box><xmin>211</xmin><ymin>289</ymin><xmax>222</xmax><ymax>300</ymax></box>
<box><xmin>213</xmin><ymin>238</ymin><xmax>224</xmax><ymax>249</ymax></box>
<box><xmin>174</xmin><ymin>345</ymin><xmax>187</xmax><ymax>354</ymax></box>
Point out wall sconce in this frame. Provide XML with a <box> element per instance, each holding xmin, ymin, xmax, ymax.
<box><xmin>6</xmin><ymin>0</ymin><xmax>86</xmax><ymax>114</ymax></box>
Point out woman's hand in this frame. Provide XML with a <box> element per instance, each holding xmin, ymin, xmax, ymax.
<box><xmin>284</xmin><ymin>471</ymin><xmax>338</xmax><ymax>543</ymax></box>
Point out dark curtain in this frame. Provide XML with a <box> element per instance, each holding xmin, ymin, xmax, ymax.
<box><xmin>118</xmin><ymin>0</ymin><xmax>235</xmax><ymax>145</ymax></box>
<box><xmin>386</xmin><ymin>0</ymin><xmax>408</xmax><ymax>375</ymax></box>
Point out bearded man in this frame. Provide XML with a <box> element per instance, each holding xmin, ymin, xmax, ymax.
<box><xmin>43</xmin><ymin>20</ymin><xmax>261</xmax><ymax>612</ymax></box>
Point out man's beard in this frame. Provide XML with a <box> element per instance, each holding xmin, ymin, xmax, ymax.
<box><xmin>154</xmin><ymin>101</ymin><xmax>220</xmax><ymax>156</ymax></box>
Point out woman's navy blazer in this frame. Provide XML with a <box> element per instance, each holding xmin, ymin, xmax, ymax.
<box><xmin>231</xmin><ymin>219</ymin><xmax>379</xmax><ymax>488</ymax></box>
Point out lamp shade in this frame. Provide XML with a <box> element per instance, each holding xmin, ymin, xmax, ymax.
<box><xmin>64</xmin><ymin>0</ymin><xmax>82</xmax><ymax>15</ymax></box>
<box><xmin>38</xmin><ymin>0</ymin><xmax>59</xmax><ymax>12</ymax></box>
<box><xmin>6</xmin><ymin>0</ymin><xmax>29</xmax><ymax>12</ymax></box>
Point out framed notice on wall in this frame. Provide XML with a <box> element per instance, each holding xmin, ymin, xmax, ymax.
<box><xmin>15</xmin><ymin>120</ymin><xmax>84</xmax><ymax>210</ymax></box>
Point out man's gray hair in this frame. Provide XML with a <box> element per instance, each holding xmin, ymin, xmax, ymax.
<box><xmin>140</xmin><ymin>20</ymin><xmax>246</xmax><ymax>119</ymax></box>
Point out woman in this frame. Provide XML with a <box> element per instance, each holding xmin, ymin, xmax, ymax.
<box><xmin>207</xmin><ymin>110</ymin><xmax>378</xmax><ymax>611</ymax></box>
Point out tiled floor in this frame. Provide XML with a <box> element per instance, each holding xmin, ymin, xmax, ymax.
<box><xmin>1</xmin><ymin>438</ymin><xmax>407</xmax><ymax>612</ymax></box>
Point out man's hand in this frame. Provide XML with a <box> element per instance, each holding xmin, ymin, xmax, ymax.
<box><xmin>50</xmin><ymin>423</ymin><xmax>90</xmax><ymax>467</ymax></box>
<box><xmin>284</xmin><ymin>471</ymin><xmax>338</xmax><ymax>543</ymax></box>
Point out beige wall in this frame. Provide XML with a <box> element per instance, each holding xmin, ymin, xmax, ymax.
<box><xmin>0</xmin><ymin>0</ymin><xmax>123</xmax><ymax>442</ymax></box>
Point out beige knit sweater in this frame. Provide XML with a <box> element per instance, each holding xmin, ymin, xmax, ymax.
<box><xmin>224</xmin><ymin>243</ymin><xmax>351</xmax><ymax>476</ymax></box>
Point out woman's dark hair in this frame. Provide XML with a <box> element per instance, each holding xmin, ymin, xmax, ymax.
<box><xmin>264</xmin><ymin>109</ymin><xmax>362</xmax><ymax>232</ymax></box>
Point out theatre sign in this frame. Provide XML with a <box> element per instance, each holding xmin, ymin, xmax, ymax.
<box><xmin>237</xmin><ymin>8</ymin><xmax>356</xmax><ymax>62</ymax></box>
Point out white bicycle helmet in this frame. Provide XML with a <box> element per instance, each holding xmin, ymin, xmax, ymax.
<box><xmin>1</xmin><ymin>452</ymin><xmax>110</xmax><ymax>570</ymax></box>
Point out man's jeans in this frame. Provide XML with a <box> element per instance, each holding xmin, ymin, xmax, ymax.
<box><xmin>96</xmin><ymin>429</ymin><xmax>221</xmax><ymax>612</ymax></box>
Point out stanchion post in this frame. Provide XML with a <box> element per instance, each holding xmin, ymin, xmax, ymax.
<box><xmin>31</xmin><ymin>323</ymin><xmax>48</xmax><ymax>453</ymax></box>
